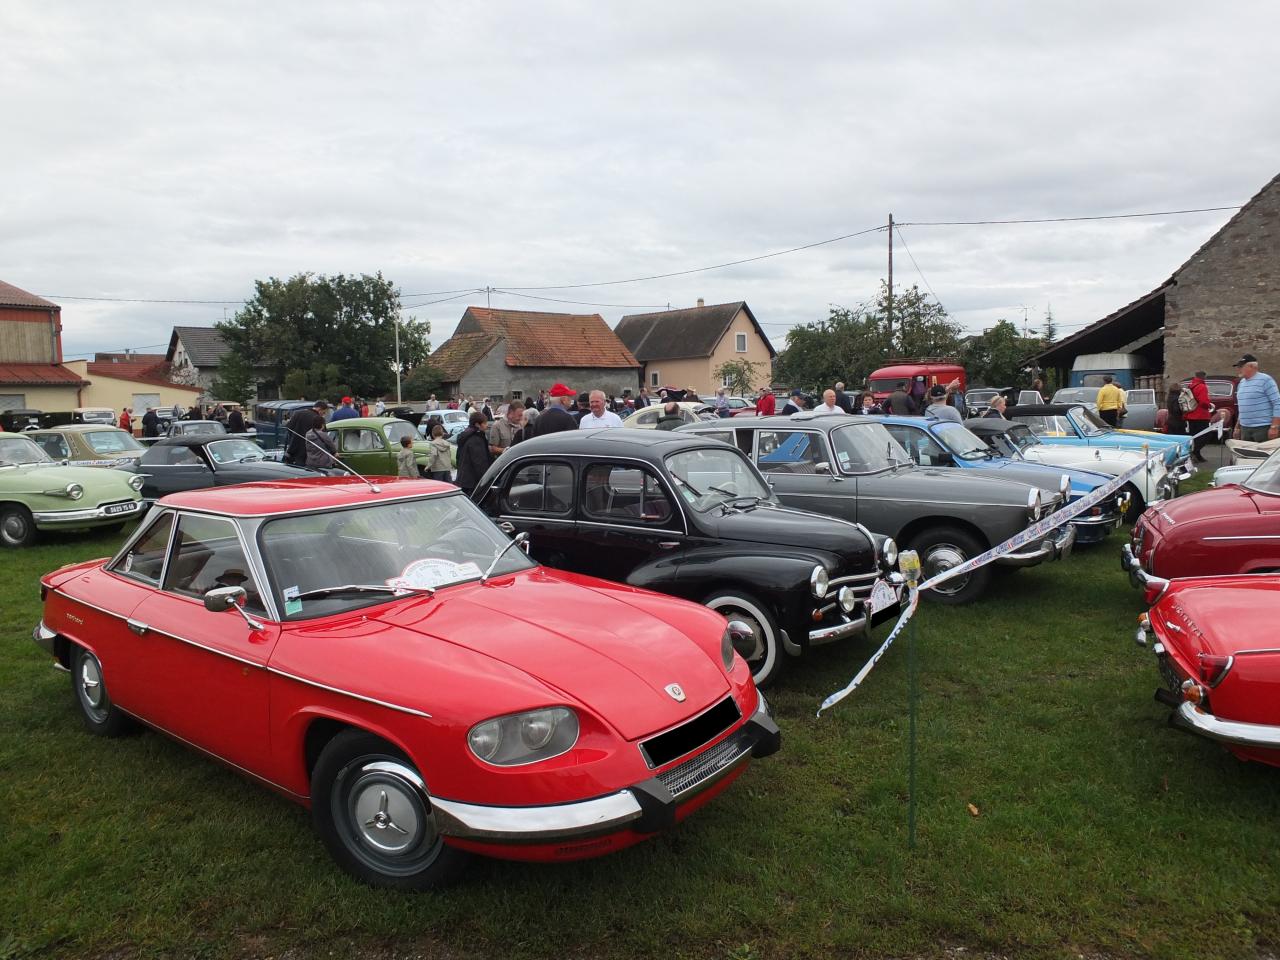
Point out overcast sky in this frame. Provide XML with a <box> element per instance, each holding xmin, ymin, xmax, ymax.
<box><xmin>3</xmin><ymin>1</ymin><xmax>1278</xmax><ymax>362</ymax></box>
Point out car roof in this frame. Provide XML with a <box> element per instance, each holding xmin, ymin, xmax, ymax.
<box><xmin>158</xmin><ymin>477</ymin><xmax>458</xmax><ymax>516</ymax></box>
<box><xmin>0</xmin><ymin>431</ymin><xmax>42</xmax><ymax>440</ymax></box>
<box><xmin>28</xmin><ymin>423</ymin><xmax>128</xmax><ymax>433</ymax></box>
<box><xmin>150</xmin><ymin>435</ymin><xmax>247</xmax><ymax>448</ymax></box>
<box><xmin>963</xmin><ymin>418</ymin><xmax>1017</xmax><ymax>433</ymax></box>
<box><xmin>1006</xmin><ymin>404</ymin><xmax>1084</xmax><ymax>416</ymax></box>
<box><xmin>328</xmin><ymin>417</ymin><xmax>408</xmax><ymax>428</ymax></box>
<box><xmin>685</xmin><ymin>413</ymin><xmax>879</xmax><ymax>430</ymax></box>
<box><xmin>509</xmin><ymin>426</ymin><xmax>725</xmax><ymax>458</ymax></box>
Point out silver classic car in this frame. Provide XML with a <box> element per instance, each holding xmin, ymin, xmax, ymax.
<box><xmin>679</xmin><ymin>414</ymin><xmax>1072</xmax><ymax>605</ymax></box>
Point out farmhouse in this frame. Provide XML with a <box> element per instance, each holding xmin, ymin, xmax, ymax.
<box><xmin>0</xmin><ymin>282</ymin><xmax>87</xmax><ymax>411</ymax></box>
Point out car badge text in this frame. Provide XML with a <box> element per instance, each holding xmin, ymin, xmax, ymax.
<box><xmin>664</xmin><ymin>683</ymin><xmax>686</xmax><ymax>702</ymax></box>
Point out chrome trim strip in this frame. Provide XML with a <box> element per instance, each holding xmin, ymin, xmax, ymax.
<box><xmin>809</xmin><ymin>613</ymin><xmax>868</xmax><ymax>643</ymax></box>
<box><xmin>31</xmin><ymin>500</ymin><xmax>142</xmax><ymax>523</ymax></box>
<box><xmin>1172</xmin><ymin>702</ymin><xmax>1280</xmax><ymax>750</ymax></box>
<box><xmin>266</xmin><ymin>667</ymin><xmax>433</xmax><ymax>719</ymax></box>
<box><xmin>153</xmin><ymin>487</ymin><xmax>462</xmax><ymax>521</ymax></box>
<box><xmin>429</xmin><ymin>790</ymin><xmax>643</xmax><ymax>842</ymax></box>
<box><xmin>1202</xmin><ymin>536</ymin><xmax>1280</xmax><ymax>541</ymax></box>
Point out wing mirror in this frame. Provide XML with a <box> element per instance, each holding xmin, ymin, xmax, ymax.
<box><xmin>815</xmin><ymin>461</ymin><xmax>831</xmax><ymax>474</ymax></box>
<box><xmin>203</xmin><ymin>586</ymin><xmax>264</xmax><ymax>630</ymax></box>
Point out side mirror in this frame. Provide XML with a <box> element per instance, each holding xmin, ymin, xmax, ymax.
<box><xmin>815</xmin><ymin>462</ymin><xmax>831</xmax><ymax>474</ymax></box>
<box><xmin>203</xmin><ymin>585</ymin><xmax>245</xmax><ymax>612</ymax></box>
<box><xmin>935</xmin><ymin>451</ymin><xmax>955</xmax><ymax>467</ymax></box>
<box><xmin>515</xmin><ymin>531</ymin><xmax>531</xmax><ymax>554</ymax></box>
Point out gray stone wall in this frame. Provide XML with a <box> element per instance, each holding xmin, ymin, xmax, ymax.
<box><xmin>1164</xmin><ymin>176</ymin><xmax>1279</xmax><ymax>379</ymax></box>
<box><xmin>456</xmin><ymin>344</ymin><xmax>640</xmax><ymax>400</ymax></box>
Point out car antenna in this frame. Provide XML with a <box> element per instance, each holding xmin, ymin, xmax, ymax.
<box><xmin>290</xmin><ymin>428</ymin><xmax>382</xmax><ymax>494</ymax></box>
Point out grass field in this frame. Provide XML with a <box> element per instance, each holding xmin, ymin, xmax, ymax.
<box><xmin>4</xmin><ymin>469</ymin><xmax>1278</xmax><ymax>960</ymax></box>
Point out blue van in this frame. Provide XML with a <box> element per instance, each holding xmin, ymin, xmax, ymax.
<box><xmin>251</xmin><ymin>400</ymin><xmax>315</xmax><ymax>450</ymax></box>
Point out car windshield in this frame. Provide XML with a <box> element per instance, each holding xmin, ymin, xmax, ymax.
<box><xmin>85</xmin><ymin>430</ymin><xmax>144</xmax><ymax>454</ymax></box>
<box><xmin>968</xmin><ymin>389</ymin><xmax>1000</xmax><ymax>404</ymax></box>
<box><xmin>1052</xmin><ymin>389</ymin><xmax>1096</xmax><ymax>404</ymax></box>
<box><xmin>206</xmin><ymin>438</ymin><xmax>267</xmax><ymax>464</ymax></box>
<box><xmin>1127</xmin><ymin>389</ymin><xmax>1155</xmax><ymax>405</ymax></box>
<box><xmin>830</xmin><ymin>422</ymin><xmax>912</xmax><ymax>474</ymax></box>
<box><xmin>259</xmin><ymin>493</ymin><xmax>535</xmax><ymax>619</ymax></box>
<box><xmin>979</xmin><ymin>430</ymin><xmax>1020</xmax><ymax>458</ymax></box>
<box><xmin>867</xmin><ymin>379</ymin><xmax>904</xmax><ymax>394</ymax></box>
<box><xmin>1016</xmin><ymin>414</ymin><xmax>1077</xmax><ymax>438</ymax></box>
<box><xmin>183</xmin><ymin>421</ymin><xmax>225</xmax><ymax>435</ymax></box>
<box><xmin>666</xmin><ymin>447</ymin><xmax>771</xmax><ymax>511</ymax></box>
<box><xmin>1071</xmin><ymin>406</ymin><xmax>1110</xmax><ymax>437</ymax></box>
<box><xmin>442</xmin><ymin>411</ymin><xmax>467</xmax><ymax>423</ymax></box>
<box><xmin>79</xmin><ymin>409</ymin><xmax>115</xmax><ymax>422</ymax></box>
<box><xmin>0</xmin><ymin>436</ymin><xmax>53</xmax><ymax>465</ymax></box>
<box><xmin>384</xmin><ymin>421</ymin><xmax>417</xmax><ymax>444</ymax></box>
<box><xmin>1244</xmin><ymin>450</ymin><xmax>1280</xmax><ymax>496</ymax></box>
<box><xmin>1006</xmin><ymin>424</ymin><xmax>1039</xmax><ymax>452</ymax></box>
<box><xmin>933</xmin><ymin>423</ymin><xmax>993</xmax><ymax>460</ymax></box>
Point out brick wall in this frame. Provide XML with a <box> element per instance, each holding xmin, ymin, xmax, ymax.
<box><xmin>1164</xmin><ymin>175</ymin><xmax>1280</xmax><ymax>379</ymax></box>
<box><xmin>458</xmin><ymin>345</ymin><xmax>640</xmax><ymax>400</ymax></box>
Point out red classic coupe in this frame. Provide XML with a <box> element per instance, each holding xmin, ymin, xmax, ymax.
<box><xmin>33</xmin><ymin>477</ymin><xmax>780</xmax><ymax>889</ymax></box>
<box><xmin>1122</xmin><ymin>447</ymin><xmax>1280</xmax><ymax>584</ymax></box>
<box><xmin>1134</xmin><ymin>573</ymin><xmax>1280</xmax><ymax>767</ymax></box>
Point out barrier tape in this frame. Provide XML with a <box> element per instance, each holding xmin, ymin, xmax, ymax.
<box><xmin>816</xmin><ymin>427</ymin><xmax>1208</xmax><ymax>716</ymax></box>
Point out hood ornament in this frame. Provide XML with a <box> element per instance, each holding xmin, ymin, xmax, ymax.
<box><xmin>664</xmin><ymin>683</ymin><xmax>686</xmax><ymax>702</ymax></box>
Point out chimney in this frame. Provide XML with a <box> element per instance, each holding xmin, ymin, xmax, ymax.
<box><xmin>696</xmin><ymin>298</ymin><xmax>704</xmax><ymax>308</ymax></box>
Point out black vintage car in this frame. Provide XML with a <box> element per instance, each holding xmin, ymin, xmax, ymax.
<box><xmin>471</xmin><ymin>429</ymin><xmax>905</xmax><ymax>686</ymax></box>
<box><xmin>129</xmin><ymin>436</ymin><xmax>331</xmax><ymax>503</ymax></box>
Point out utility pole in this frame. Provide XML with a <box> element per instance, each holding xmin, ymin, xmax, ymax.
<box><xmin>887</xmin><ymin>213</ymin><xmax>894</xmax><ymax>346</ymax></box>
<box><xmin>394</xmin><ymin>310</ymin><xmax>402</xmax><ymax>403</ymax></box>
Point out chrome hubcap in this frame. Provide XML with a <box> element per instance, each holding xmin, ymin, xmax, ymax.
<box><xmin>79</xmin><ymin>655</ymin><xmax>107</xmax><ymax>719</ymax></box>
<box><xmin>924</xmin><ymin>544</ymin><xmax>970</xmax><ymax>594</ymax></box>
<box><xmin>2</xmin><ymin>514</ymin><xmax>27</xmax><ymax>541</ymax></box>
<box><xmin>725</xmin><ymin>610</ymin><xmax>765</xmax><ymax>662</ymax></box>
<box><xmin>350</xmin><ymin>768</ymin><xmax>429</xmax><ymax>855</ymax></box>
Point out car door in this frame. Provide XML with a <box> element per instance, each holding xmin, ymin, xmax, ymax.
<box><xmin>752</xmin><ymin>428</ymin><xmax>854</xmax><ymax>518</ymax></box>
<box><xmin>126</xmin><ymin>511</ymin><xmax>277</xmax><ymax>772</ymax></box>
<box><xmin>575</xmin><ymin>461</ymin><xmax>684</xmax><ymax>584</ymax></box>
<box><xmin>487</xmin><ymin>459</ymin><xmax>581</xmax><ymax>567</ymax></box>
<box><xmin>137</xmin><ymin>444</ymin><xmax>213</xmax><ymax>499</ymax></box>
<box><xmin>337</xmin><ymin>427</ymin><xmax>389</xmax><ymax>476</ymax></box>
<box><xmin>883</xmin><ymin>423</ymin><xmax>952</xmax><ymax>469</ymax></box>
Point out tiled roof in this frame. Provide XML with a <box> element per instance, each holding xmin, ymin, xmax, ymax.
<box><xmin>427</xmin><ymin>332</ymin><xmax>500</xmax><ymax>381</ymax></box>
<box><xmin>616</xmin><ymin>301</ymin><xmax>775</xmax><ymax>361</ymax></box>
<box><xmin>0</xmin><ymin>363</ymin><xmax>87</xmax><ymax>386</ymax></box>
<box><xmin>0</xmin><ymin>281</ymin><xmax>59</xmax><ymax>310</ymax></box>
<box><xmin>459</xmin><ymin>307</ymin><xmax>640</xmax><ymax>368</ymax></box>
<box><xmin>86</xmin><ymin>360</ymin><xmax>199</xmax><ymax>391</ymax></box>
<box><xmin>166</xmin><ymin>326</ymin><xmax>231</xmax><ymax>367</ymax></box>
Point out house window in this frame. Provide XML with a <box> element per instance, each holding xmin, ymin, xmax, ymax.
<box><xmin>650</xmin><ymin>370</ymin><xmax>660</xmax><ymax>388</ymax></box>
<box><xmin>510</xmin><ymin>390</ymin><xmax>523</xmax><ymax>401</ymax></box>
<box><xmin>722</xmin><ymin>372</ymin><xmax>733</xmax><ymax>388</ymax></box>
<box><xmin>735</xmin><ymin>332</ymin><xmax>748</xmax><ymax>352</ymax></box>
<box><xmin>0</xmin><ymin>394</ymin><xmax>27</xmax><ymax>411</ymax></box>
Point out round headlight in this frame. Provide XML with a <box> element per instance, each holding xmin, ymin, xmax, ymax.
<box><xmin>810</xmin><ymin>565</ymin><xmax>829</xmax><ymax>599</ymax></box>
<box><xmin>881</xmin><ymin>537</ymin><xmax>898</xmax><ymax>572</ymax></box>
<box><xmin>467</xmin><ymin>719</ymin><xmax>502</xmax><ymax>761</ymax></box>
<box><xmin>127</xmin><ymin>474</ymin><xmax>145</xmax><ymax>491</ymax></box>
<box><xmin>1028</xmin><ymin>489</ymin><xmax>1042</xmax><ymax>521</ymax></box>
<box><xmin>519</xmin><ymin>713</ymin><xmax>556</xmax><ymax>750</ymax></box>
<box><xmin>65</xmin><ymin>482</ymin><xmax>84</xmax><ymax>500</ymax></box>
<box><xmin>838</xmin><ymin>585</ymin><xmax>857</xmax><ymax>614</ymax></box>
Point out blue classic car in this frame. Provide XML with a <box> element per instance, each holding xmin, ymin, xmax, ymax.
<box><xmin>878</xmin><ymin>415</ymin><xmax>1125</xmax><ymax>544</ymax></box>
<box><xmin>1006</xmin><ymin>404</ymin><xmax>1193</xmax><ymax>472</ymax></box>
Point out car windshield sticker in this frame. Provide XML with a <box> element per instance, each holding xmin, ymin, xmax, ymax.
<box><xmin>283</xmin><ymin>585</ymin><xmax>302</xmax><ymax>616</ymax></box>
<box><xmin>122</xmin><ymin>554</ymin><xmax>133</xmax><ymax>573</ymax></box>
<box><xmin>388</xmin><ymin>558</ymin><xmax>483</xmax><ymax>592</ymax></box>
<box><xmin>836</xmin><ymin>449</ymin><xmax>851</xmax><ymax>467</ymax></box>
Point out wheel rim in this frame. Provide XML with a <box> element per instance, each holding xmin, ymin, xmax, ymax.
<box><xmin>336</xmin><ymin>760</ymin><xmax>441</xmax><ymax>876</ymax></box>
<box><xmin>922</xmin><ymin>543</ymin><xmax>970</xmax><ymax>596</ymax></box>
<box><xmin>1</xmin><ymin>512</ymin><xmax>29</xmax><ymax>544</ymax></box>
<box><xmin>722</xmin><ymin>608</ymin><xmax>766</xmax><ymax>663</ymax></box>
<box><xmin>77</xmin><ymin>653</ymin><xmax>109</xmax><ymax>723</ymax></box>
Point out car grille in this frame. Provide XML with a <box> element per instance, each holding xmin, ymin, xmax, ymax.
<box><xmin>656</xmin><ymin>725</ymin><xmax>754</xmax><ymax>798</ymax></box>
<box><xmin>830</xmin><ymin>569</ymin><xmax>880</xmax><ymax>601</ymax></box>
<box><xmin>640</xmin><ymin>696</ymin><xmax>740</xmax><ymax>769</ymax></box>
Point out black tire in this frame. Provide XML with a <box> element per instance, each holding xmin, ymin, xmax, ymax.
<box><xmin>704</xmin><ymin>591</ymin><xmax>785</xmax><ymax>687</ymax></box>
<box><xmin>0</xmin><ymin>504</ymin><xmax>36</xmax><ymax>548</ymax></box>
<box><xmin>71</xmin><ymin>645</ymin><xmax>134</xmax><ymax>737</ymax></box>
<box><xmin>908</xmin><ymin>526</ymin><xmax>991</xmax><ymax>606</ymax></box>
<box><xmin>1122</xmin><ymin>484</ymin><xmax>1145</xmax><ymax>524</ymax></box>
<box><xmin>311</xmin><ymin>730</ymin><xmax>470</xmax><ymax>891</ymax></box>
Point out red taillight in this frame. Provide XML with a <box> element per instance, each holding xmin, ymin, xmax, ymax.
<box><xmin>1197</xmin><ymin>653</ymin><xmax>1233</xmax><ymax>687</ymax></box>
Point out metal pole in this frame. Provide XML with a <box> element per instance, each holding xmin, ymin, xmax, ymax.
<box><xmin>908</xmin><ymin>608</ymin><xmax>918</xmax><ymax>850</ymax></box>
<box><xmin>887</xmin><ymin>214</ymin><xmax>894</xmax><ymax>344</ymax></box>
<box><xmin>395</xmin><ymin>312</ymin><xmax>402</xmax><ymax>403</ymax></box>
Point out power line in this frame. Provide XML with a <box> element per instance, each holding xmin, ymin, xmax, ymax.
<box><xmin>893</xmin><ymin>226</ymin><xmax>945</xmax><ymax>313</ymax></box>
<box><xmin>898</xmin><ymin>205</ymin><xmax>1240</xmax><ymax>227</ymax></box>
<box><xmin>489</xmin><ymin>289</ymin><xmax>672</xmax><ymax>309</ymax></box>
<box><xmin>400</xmin><ymin>290</ymin><xmax>484</xmax><ymax>310</ymax></box>
<box><xmin>39</xmin><ymin>294</ymin><xmax>245</xmax><ymax>304</ymax></box>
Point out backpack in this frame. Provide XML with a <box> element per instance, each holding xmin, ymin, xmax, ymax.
<box><xmin>1177</xmin><ymin>386</ymin><xmax>1197</xmax><ymax>413</ymax></box>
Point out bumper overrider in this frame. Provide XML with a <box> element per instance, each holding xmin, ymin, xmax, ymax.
<box><xmin>31</xmin><ymin>498</ymin><xmax>142</xmax><ymax>526</ymax></box>
<box><xmin>429</xmin><ymin>693</ymin><xmax>782</xmax><ymax>844</ymax></box>
<box><xmin>994</xmin><ymin>520</ymin><xmax>1076</xmax><ymax>568</ymax></box>
<box><xmin>808</xmin><ymin>575</ymin><xmax>907</xmax><ymax>645</ymax></box>
<box><xmin>1120</xmin><ymin>541</ymin><xmax>1167</xmax><ymax>596</ymax></box>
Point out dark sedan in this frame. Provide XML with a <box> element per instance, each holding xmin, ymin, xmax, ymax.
<box><xmin>130</xmin><ymin>436</ymin><xmax>331</xmax><ymax>503</ymax></box>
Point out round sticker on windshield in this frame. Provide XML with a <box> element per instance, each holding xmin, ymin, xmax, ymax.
<box><xmin>388</xmin><ymin>558</ymin><xmax>482</xmax><ymax>592</ymax></box>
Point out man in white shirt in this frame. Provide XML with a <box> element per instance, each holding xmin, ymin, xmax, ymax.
<box><xmin>579</xmin><ymin>389</ymin><xmax>624</xmax><ymax>430</ymax></box>
<box><xmin>812</xmin><ymin>389</ymin><xmax>847</xmax><ymax>417</ymax></box>
<box><xmin>374</xmin><ymin>398</ymin><xmax>385</xmax><ymax>416</ymax></box>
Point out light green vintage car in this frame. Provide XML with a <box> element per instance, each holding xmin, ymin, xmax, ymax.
<box><xmin>0</xmin><ymin>432</ymin><xmax>145</xmax><ymax>547</ymax></box>
<box><xmin>325</xmin><ymin>417</ymin><xmax>441</xmax><ymax>476</ymax></box>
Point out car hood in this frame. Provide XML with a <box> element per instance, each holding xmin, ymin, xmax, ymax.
<box><xmin>704</xmin><ymin>502</ymin><xmax>874</xmax><ymax>560</ymax></box>
<box><xmin>959</xmin><ymin>458</ymin><xmax>1103</xmax><ymax>494</ymax></box>
<box><xmin>1157</xmin><ymin>577</ymin><xmax>1280</xmax><ymax>657</ymax></box>
<box><xmin>374</xmin><ymin>568</ymin><xmax>731</xmax><ymax>740</ymax></box>
<box><xmin>1146</xmin><ymin>485</ymin><xmax>1261</xmax><ymax>531</ymax></box>
<box><xmin>0</xmin><ymin>463</ymin><xmax>137</xmax><ymax>493</ymax></box>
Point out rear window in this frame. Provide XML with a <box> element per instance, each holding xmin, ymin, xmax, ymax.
<box><xmin>85</xmin><ymin>430</ymin><xmax>143</xmax><ymax>454</ymax></box>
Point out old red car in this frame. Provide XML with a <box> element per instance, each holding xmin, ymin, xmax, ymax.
<box><xmin>33</xmin><ymin>477</ymin><xmax>780</xmax><ymax>889</ymax></box>
<box><xmin>1122</xmin><ymin>446</ymin><xmax>1280</xmax><ymax>584</ymax></box>
<box><xmin>1134</xmin><ymin>572</ymin><xmax>1280</xmax><ymax>767</ymax></box>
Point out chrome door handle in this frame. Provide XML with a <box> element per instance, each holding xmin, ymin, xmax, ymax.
<box><xmin>658</xmin><ymin>541</ymin><xmax>680</xmax><ymax>550</ymax></box>
<box><xmin>498</xmin><ymin>521</ymin><xmax>516</xmax><ymax>534</ymax></box>
<box><xmin>126</xmin><ymin>618</ymin><xmax>149</xmax><ymax>636</ymax></box>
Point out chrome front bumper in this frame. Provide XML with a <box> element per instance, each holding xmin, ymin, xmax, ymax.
<box><xmin>33</xmin><ymin>620</ymin><xmax>58</xmax><ymax>657</ymax></box>
<box><xmin>1171</xmin><ymin>702</ymin><xmax>1280</xmax><ymax>751</ymax></box>
<box><xmin>430</xmin><ymin>694</ymin><xmax>780</xmax><ymax>843</ymax></box>
<box><xmin>31</xmin><ymin>499</ymin><xmax>142</xmax><ymax>525</ymax></box>
<box><xmin>995</xmin><ymin>520</ymin><xmax>1076</xmax><ymax>567</ymax></box>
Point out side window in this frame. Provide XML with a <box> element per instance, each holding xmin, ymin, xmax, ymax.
<box><xmin>502</xmin><ymin>462</ymin><xmax>574</xmax><ymax>515</ymax></box>
<box><xmin>884</xmin><ymin>425</ymin><xmax>947</xmax><ymax>466</ymax></box>
<box><xmin>755</xmin><ymin>430</ymin><xmax>828</xmax><ymax>474</ymax></box>
<box><xmin>634</xmin><ymin>409</ymin><xmax>658</xmax><ymax>426</ymax></box>
<box><xmin>698</xmin><ymin>431</ymin><xmax>735</xmax><ymax>446</ymax></box>
<box><xmin>145</xmin><ymin>445</ymin><xmax>203</xmax><ymax>465</ymax></box>
<box><xmin>33</xmin><ymin>434</ymin><xmax>70</xmax><ymax>459</ymax></box>
<box><xmin>113</xmin><ymin>511</ymin><xmax>175</xmax><ymax>584</ymax></box>
<box><xmin>340</xmin><ymin>428</ymin><xmax>381</xmax><ymax>452</ymax></box>
<box><xmin>163</xmin><ymin>514</ymin><xmax>265</xmax><ymax>614</ymax></box>
<box><xmin>582</xmin><ymin>464</ymin><xmax>675</xmax><ymax>525</ymax></box>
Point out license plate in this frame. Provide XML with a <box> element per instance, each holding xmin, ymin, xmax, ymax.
<box><xmin>104</xmin><ymin>502</ymin><xmax>135</xmax><ymax>516</ymax></box>
<box><xmin>868</xmin><ymin>578</ymin><xmax>898</xmax><ymax>614</ymax></box>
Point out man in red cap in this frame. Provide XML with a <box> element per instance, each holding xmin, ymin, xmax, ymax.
<box><xmin>330</xmin><ymin>396</ymin><xmax>359</xmax><ymax>422</ymax></box>
<box><xmin>528</xmin><ymin>383</ymin><xmax>579</xmax><ymax>437</ymax></box>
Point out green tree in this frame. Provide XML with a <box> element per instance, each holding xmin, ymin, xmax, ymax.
<box><xmin>401</xmin><ymin>363</ymin><xmax>444</xmax><ymax>401</ymax></box>
<box><xmin>217</xmin><ymin>272</ymin><xmax>427</xmax><ymax>401</ymax></box>
<box><xmin>208</xmin><ymin>350</ymin><xmax>256</xmax><ymax>406</ymax></box>
<box><xmin>713</xmin><ymin>358</ymin><xmax>767</xmax><ymax>396</ymax></box>
<box><xmin>959</xmin><ymin>319</ymin><xmax>1044</xmax><ymax>387</ymax></box>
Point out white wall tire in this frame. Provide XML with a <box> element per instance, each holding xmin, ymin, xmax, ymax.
<box><xmin>704</xmin><ymin>591</ymin><xmax>784</xmax><ymax>687</ymax></box>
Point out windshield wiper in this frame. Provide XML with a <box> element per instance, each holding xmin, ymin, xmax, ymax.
<box><xmin>294</xmin><ymin>583</ymin><xmax>434</xmax><ymax>601</ymax></box>
<box><xmin>672</xmin><ymin>475</ymin><xmax>705</xmax><ymax>497</ymax></box>
<box><xmin>482</xmin><ymin>532</ymin><xmax>528</xmax><ymax>582</ymax></box>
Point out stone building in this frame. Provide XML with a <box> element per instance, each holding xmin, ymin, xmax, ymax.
<box><xmin>427</xmin><ymin>307</ymin><xmax>641</xmax><ymax>402</ymax></box>
<box><xmin>1033</xmin><ymin>172</ymin><xmax>1279</xmax><ymax>384</ymax></box>
<box><xmin>165</xmin><ymin>326</ymin><xmax>273</xmax><ymax>402</ymax></box>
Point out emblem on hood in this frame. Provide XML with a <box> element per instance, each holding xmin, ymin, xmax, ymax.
<box><xmin>664</xmin><ymin>683</ymin><xmax>686</xmax><ymax>702</ymax></box>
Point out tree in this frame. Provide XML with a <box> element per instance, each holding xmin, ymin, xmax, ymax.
<box><xmin>209</xmin><ymin>350</ymin><xmax>256</xmax><ymax>406</ymax></box>
<box><xmin>959</xmin><ymin>319</ymin><xmax>1044</xmax><ymax>387</ymax></box>
<box><xmin>1041</xmin><ymin>305</ymin><xmax>1058</xmax><ymax>345</ymax></box>
<box><xmin>217</xmin><ymin>272</ymin><xmax>428</xmax><ymax>401</ymax></box>
<box><xmin>713</xmin><ymin>358</ymin><xmax>767</xmax><ymax>396</ymax></box>
<box><xmin>401</xmin><ymin>363</ymin><xmax>444</xmax><ymax>401</ymax></box>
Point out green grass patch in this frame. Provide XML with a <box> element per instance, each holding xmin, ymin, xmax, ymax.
<box><xmin>4</xmin><ymin>469</ymin><xmax>1276</xmax><ymax>959</ymax></box>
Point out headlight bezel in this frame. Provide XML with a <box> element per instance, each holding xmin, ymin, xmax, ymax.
<box><xmin>1059</xmin><ymin>474</ymin><xmax>1071</xmax><ymax>503</ymax></box>
<box><xmin>127</xmin><ymin>474</ymin><xmax>145</xmax><ymax>492</ymax></box>
<box><xmin>810</xmin><ymin>565</ymin><xmax>829</xmax><ymax>599</ymax></box>
<box><xmin>65</xmin><ymin>482</ymin><xmax>84</xmax><ymax>500</ymax></box>
<box><xmin>880</xmin><ymin>537</ymin><xmax>898</xmax><ymax>572</ymax></box>
<box><xmin>1027</xmin><ymin>488</ymin><xmax>1042</xmax><ymax>522</ymax></box>
<box><xmin>467</xmin><ymin>706</ymin><xmax>580</xmax><ymax>767</ymax></box>
<box><xmin>837</xmin><ymin>585</ymin><xmax>858</xmax><ymax>614</ymax></box>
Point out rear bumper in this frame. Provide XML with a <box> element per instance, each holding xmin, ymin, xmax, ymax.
<box><xmin>33</xmin><ymin>620</ymin><xmax>58</xmax><ymax>657</ymax></box>
<box><xmin>429</xmin><ymin>694</ymin><xmax>780</xmax><ymax>844</ymax></box>
<box><xmin>31</xmin><ymin>499</ymin><xmax>142</xmax><ymax>526</ymax></box>
<box><xmin>1171</xmin><ymin>702</ymin><xmax>1280</xmax><ymax>751</ymax></box>
<box><xmin>995</xmin><ymin>521</ymin><xmax>1076</xmax><ymax>567</ymax></box>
